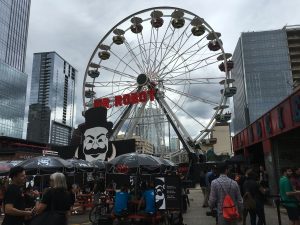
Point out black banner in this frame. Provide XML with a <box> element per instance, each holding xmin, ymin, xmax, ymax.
<box><xmin>154</xmin><ymin>175</ymin><xmax>181</xmax><ymax>210</ymax></box>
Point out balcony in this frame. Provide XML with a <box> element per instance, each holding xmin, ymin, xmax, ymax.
<box><xmin>292</xmin><ymin>66</ymin><xmax>300</xmax><ymax>71</ymax></box>
<box><xmin>287</xmin><ymin>35</ymin><xmax>300</xmax><ymax>40</ymax></box>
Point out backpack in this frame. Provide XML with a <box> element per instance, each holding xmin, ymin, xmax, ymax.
<box><xmin>218</xmin><ymin>180</ymin><xmax>240</xmax><ymax>221</ymax></box>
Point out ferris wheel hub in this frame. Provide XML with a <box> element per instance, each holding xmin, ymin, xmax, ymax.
<box><xmin>137</xmin><ymin>73</ymin><xmax>149</xmax><ymax>86</ymax></box>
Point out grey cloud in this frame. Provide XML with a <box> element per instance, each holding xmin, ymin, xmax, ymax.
<box><xmin>25</xmin><ymin>0</ymin><xmax>300</xmax><ymax>131</ymax></box>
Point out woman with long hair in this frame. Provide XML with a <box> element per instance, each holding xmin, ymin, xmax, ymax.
<box><xmin>33</xmin><ymin>172</ymin><xmax>72</xmax><ymax>225</ymax></box>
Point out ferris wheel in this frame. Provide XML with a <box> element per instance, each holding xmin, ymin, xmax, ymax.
<box><xmin>83</xmin><ymin>7</ymin><xmax>236</xmax><ymax>155</ymax></box>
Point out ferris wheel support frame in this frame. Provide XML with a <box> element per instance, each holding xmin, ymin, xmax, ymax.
<box><xmin>155</xmin><ymin>94</ymin><xmax>195</xmax><ymax>156</ymax></box>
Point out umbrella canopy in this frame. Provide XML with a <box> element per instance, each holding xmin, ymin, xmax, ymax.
<box><xmin>107</xmin><ymin>153</ymin><xmax>163</xmax><ymax>174</ymax></box>
<box><xmin>0</xmin><ymin>160</ymin><xmax>22</xmax><ymax>176</ymax></box>
<box><xmin>154</xmin><ymin>158</ymin><xmax>177</xmax><ymax>172</ymax></box>
<box><xmin>160</xmin><ymin>158</ymin><xmax>177</xmax><ymax>167</ymax></box>
<box><xmin>66</xmin><ymin>159</ymin><xmax>95</xmax><ymax>172</ymax></box>
<box><xmin>18</xmin><ymin>156</ymin><xmax>74</xmax><ymax>175</ymax></box>
<box><xmin>90</xmin><ymin>159</ymin><xmax>106</xmax><ymax>172</ymax></box>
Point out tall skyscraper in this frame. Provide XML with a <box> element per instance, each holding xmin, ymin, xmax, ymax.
<box><xmin>231</xmin><ymin>26</ymin><xmax>300</xmax><ymax>134</ymax></box>
<box><xmin>0</xmin><ymin>0</ymin><xmax>31</xmax><ymax>138</ymax></box>
<box><xmin>27</xmin><ymin>52</ymin><xmax>76</xmax><ymax>145</ymax></box>
<box><xmin>135</xmin><ymin>107</ymin><xmax>165</xmax><ymax>154</ymax></box>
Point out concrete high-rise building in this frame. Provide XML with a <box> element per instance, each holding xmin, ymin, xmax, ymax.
<box><xmin>211</xmin><ymin>123</ymin><xmax>231</xmax><ymax>155</ymax></box>
<box><xmin>27</xmin><ymin>52</ymin><xmax>76</xmax><ymax>145</ymax></box>
<box><xmin>135</xmin><ymin>107</ymin><xmax>165</xmax><ymax>154</ymax></box>
<box><xmin>231</xmin><ymin>26</ymin><xmax>300</xmax><ymax>134</ymax></box>
<box><xmin>0</xmin><ymin>0</ymin><xmax>31</xmax><ymax>138</ymax></box>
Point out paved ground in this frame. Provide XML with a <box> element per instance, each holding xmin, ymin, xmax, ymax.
<box><xmin>183</xmin><ymin>187</ymin><xmax>289</xmax><ymax>225</ymax></box>
<box><xmin>0</xmin><ymin>188</ymin><xmax>290</xmax><ymax>225</ymax></box>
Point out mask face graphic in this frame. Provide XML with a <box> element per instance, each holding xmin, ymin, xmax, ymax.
<box><xmin>155</xmin><ymin>178</ymin><xmax>166</xmax><ymax>209</ymax></box>
<box><xmin>83</xmin><ymin>127</ymin><xmax>109</xmax><ymax>161</ymax></box>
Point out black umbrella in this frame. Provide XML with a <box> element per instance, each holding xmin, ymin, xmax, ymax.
<box><xmin>153</xmin><ymin>157</ymin><xmax>177</xmax><ymax>172</ymax></box>
<box><xmin>107</xmin><ymin>153</ymin><xmax>163</xmax><ymax>174</ymax></box>
<box><xmin>67</xmin><ymin>159</ymin><xmax>95</xmax><ymax>172</ymax></box>
<box><xmin>90</xmin><ymin>159</ymin><xmax>107</xmax><ymax>172</ymax></box>
<box><xmin>0</xmin><ymin>160</ymin><xmax>22</xmax><ymax>176</ymax></box>
<box><xmin>18</xmin><ymin>156</ymin><xmax>74</xmax><ymax>175</ymax></box>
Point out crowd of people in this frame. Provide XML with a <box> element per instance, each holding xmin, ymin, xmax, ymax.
<box><xmin>1</xmin><ymin>164</ymin><xmax>300</xmax><ymax>225</ymax></box>
<box><xmin>199</xmin><ymin>164</ymin><xmax>300</xmax><ymax>225</ymax></box>
<box><xmin>0</xmin><ymin>166</ymin><xmax>187</xmax><ymax>225</ymax></box>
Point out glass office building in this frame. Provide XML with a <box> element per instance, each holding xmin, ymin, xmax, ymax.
<box><xmin>231</xmin><ymin>29</ymin><xmax>293</xmax><ymax>134</ymax></box>
<box><xmin>0</xmin><ymin>0</ymin><xmax>31</xmax><ymax>138</ymax></box>
<box><xmin>0</xmin><ymin>0</ymin><xmax>31</xmax><ymax>72</ymax></box>
<box><xmin>0</xmin><ymin>63</ymin><xmax>27</xmax><ymax>137</ymax></box>
<box><xmin>27</xmin><ymin>52</ymin><xmax>76</xmax><ymax>145</ymax></box>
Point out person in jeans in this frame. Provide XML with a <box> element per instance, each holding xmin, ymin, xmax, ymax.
<box><xmin>280</xmin><ymin>167</ymin><xmax>300</xmax><ymax>225</ymax></box>
<box><xmin>209</xmin><ymin>164</ymin><xmax>243</xmax><ymax>225</ymax></box>
<box><xmin>243</xmin><ymin>171</ymin><xmax>267</xmax><ymax>225</ymax></box>
<box><xmin>2</xmin><ymin>166</ymin><xmax>33</xmax><ymax>225</ymax></box>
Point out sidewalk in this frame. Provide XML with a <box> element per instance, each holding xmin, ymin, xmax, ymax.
<box><xmin>183</xmin><ymin>187</ymin><xmax>289</xmax><ymax>225</ymax></box>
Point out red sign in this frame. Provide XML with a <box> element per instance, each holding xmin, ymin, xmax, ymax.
<box><xmin>115</xmin><ymin>164</ymin><xmax>129</xmax><ymax>174</ymax></box>
<box><xmin>94</xmin><ymin>89</ymin><xmax>156</xmax><ymax>109</ymax></box>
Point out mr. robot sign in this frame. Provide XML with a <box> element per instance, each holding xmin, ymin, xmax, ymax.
<box><xmin>94</xmin><ymin>89</ymin><xmax>156</xmax><ymax>108</ymax></box>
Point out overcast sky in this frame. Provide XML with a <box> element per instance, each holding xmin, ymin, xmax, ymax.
<box><xmin>24</xmin><ymin>0</ymin><xmax>300</xmax><ymax>140</ymax></box>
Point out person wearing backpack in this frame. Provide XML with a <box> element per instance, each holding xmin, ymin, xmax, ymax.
<box><xmin>209</xmin><ymin>164</ymin><xmax>243</xmax><ymax>225</ymax></box>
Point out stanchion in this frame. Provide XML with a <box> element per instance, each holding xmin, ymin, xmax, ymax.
<box><xmin>274</xmin><ymin>198</ymin><xmax>282</xmax><ymax>225</ymax></box>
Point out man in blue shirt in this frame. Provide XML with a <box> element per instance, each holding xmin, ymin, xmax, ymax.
<box><xmin>138</xmin><ymin>182</ymin><xmax>156</xmax><ymax>215</ymax></box>
<box><xmin>113</xmin><ymin>186</ymin><xmax>130</xmax><ymax>216</ymax></box>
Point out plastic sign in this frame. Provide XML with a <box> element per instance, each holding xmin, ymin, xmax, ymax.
<box><xmin>94</xmin><ymin>89</ymin><xmax>156</xmax><ymax>109</ymax></box>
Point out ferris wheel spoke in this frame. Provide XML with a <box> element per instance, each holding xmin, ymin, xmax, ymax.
<box><xmin>170</xmin><ymin>60</ymin><xmax>221</xmax><ymax>82</ymax></box>
<box><xmin>100</xmin><ymin>65</ymin><xmax>136</xmax><ymax>80</ymax></box>
<box><xmin>144</xmin><ymin>27</ymin><xmax>154</xmax><ymax>74</ymax></box>
<box><xmin>149</xmin><ymin>28</ymin><xmax>159</xmax><ymax>72</ymax></box>
<box><xmin>163</xmin><ymin>78</ymin><xmax>222</xmax><ymax>85</ymax></box>
<box><xmin>150</xmin><ymin>17</ymin><xmax>173</xmax><ymax>73</ymax></box>
<box><xmin>164</xmin><ymin>95</ymin><xmax>205</xmax><ymax>129</ymax></box>
<box><xmin>157</xmin><ymin>33</ymin><xmax>209</xmax><ymax>76</ymax></box>
<box><xmin>153</xmin><ymin>28</ymin><xmax>176</xmax><ymax>73</ymax></box>
<box><xmin>136</xmin><ymin>34</ymin><xmax>148</xmax><ymax>72</ymax></box>
<box><xmin>161</xmin><ymin>52</ymin><xmax>221</xmax><ymax>79</ymax></box>
<box><xmin>165</xmin><ymin>86</ymin><xmax>219</xmax><ymax>106</ymax></box>
<box><xmin>91</xmin><ymin>80</ymin><xmax>135</xmax><ymax>87</ymax></box>
<box><xmin>159</xmin><ymin>32</ymin><xmax>193</xmax><ymax>75</ymax></box>
<box><xmin>124</xmin><ymin>40</ymin><xmax>144</xmax><ymax>73</ymax></box>
<box><xmin>107</xmin><ymin>104</ymin><xmax>125</xmax><ymax>120</ymax></box>
<box><xmin>109</xmin><ymin>50</ymin><xmax>140</xmax><ymax>75</ymax></box>
<box><xmin>155</xmin><ymin>19</ymin><xmax>192</xmax><ymax>73</ymax></box>
<box><xmin>100</xmin><ymin>86</ymin><xmax>136</xmax><ymax>99</ymax></box>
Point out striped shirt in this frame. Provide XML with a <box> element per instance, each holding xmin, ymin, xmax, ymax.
<box><xmin>208</xmin><ymin>174</ymin><xmax>243</xmax><ymax>215</ymax></box>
